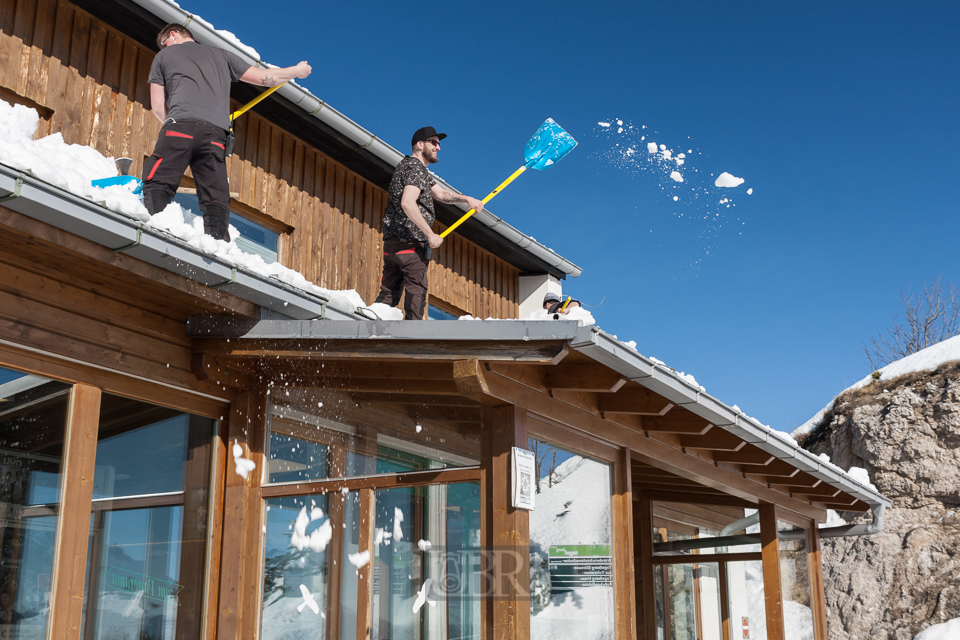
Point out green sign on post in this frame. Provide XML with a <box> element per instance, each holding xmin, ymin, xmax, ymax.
<box><xmin>548</xmin><ymin>545</ymin><xmax>613</xmax><ymax>591</ymax></box>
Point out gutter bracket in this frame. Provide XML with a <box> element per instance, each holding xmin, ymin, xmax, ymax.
<box><xmin>112</xmin><ymin>228</ymin><xmax>142</xmax><ymax>253</ymax></box>
<box><xmin>0</xmin><ymin>175</ymin><xmax>23</xmax><ymax>204</ymax></box>
<box><xmin>209</xmin><ymin>268</ymin><xmax>237</xmax><ymax>289</ymax></box>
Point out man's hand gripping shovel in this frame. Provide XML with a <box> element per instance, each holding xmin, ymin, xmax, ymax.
<box><xmin>424</xmin><ymin>118</ymin><xmax>578</xmax><ymax>260</ymax></box>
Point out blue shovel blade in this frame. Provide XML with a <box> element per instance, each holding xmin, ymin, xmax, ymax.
<box><xmin>523</xmin><ymin>118</ymin><xmax>578</xmax><ymax>171</ymax></box>
<box><xmin>92</xmin><ymin>175</ymin><xmax>143</xmax><ymax>196</ymax></box>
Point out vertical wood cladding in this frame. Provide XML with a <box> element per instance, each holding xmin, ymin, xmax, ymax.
<box><xmin>0</xmin><ymin>0</ymin><xmax>520</xmax><ymax>318</ymax></box>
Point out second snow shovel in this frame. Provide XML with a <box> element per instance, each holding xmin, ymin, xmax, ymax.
<box><xmin>424</xmin><ymin>118</ymin><xmax>577</xmax><ymax>260</ymax></box>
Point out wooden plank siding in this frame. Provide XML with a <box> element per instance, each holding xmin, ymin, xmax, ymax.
<box><xmin>0</xmin><ymin>0</ymin><xmax>520</xmax><ymax>318</ymax></box>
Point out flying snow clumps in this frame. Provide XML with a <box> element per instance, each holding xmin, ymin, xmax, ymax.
<box><xmin>0</xmin><ymin>100</ymin><xmax>149</xmax><ymax>220</ymax></box>
<box><xmin>647</xmin><ymin>142</ymin><xmax>658</xmax><ymax>153</ymax></box>
<box><xmin>232</xmin><ymin>440</ymin><xmax>257</xmax><ymax>479</ymax></box>
<box><xmin>715</xmin><ymin>172</ymin><xmax>745</xmax><ymax>188</ymax></box>
<box><xmin>393</xmin><ymin>507</ymin><xmax>404</xmax><ymax>541</ymax></box>
<box><xmin>598</xmin><ymin>122</ymin><xmax>611</xmax><ymax>127</ymax></box>
<box><xmin>347</xmin><ymin>550</ymin><xmax>371</xmax><ymax>569</ymax></box>
<box><xmin>670</xmin><ymin>171</ymin><xmax>684</xmax><ymax>183</ymax></box>
<box><xmin>291</xmin><ymin>506</ymin><xmax>333</xmax><ymax>552</ymax></box>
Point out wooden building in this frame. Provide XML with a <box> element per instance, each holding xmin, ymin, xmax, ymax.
<box><xmin>0</xmin><ymin>0</ymin><xmax>889</xmax><ymax>639</ymax></box>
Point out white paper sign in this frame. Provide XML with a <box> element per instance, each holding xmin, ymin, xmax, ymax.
<box><xmin>512</xmin><ymin>447</ymin><xmax>536</xmax><ymax>510</ymax></box>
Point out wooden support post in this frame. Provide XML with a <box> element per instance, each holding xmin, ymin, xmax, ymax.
<box><xmin>481</xmin><ymin>404</ymin><xmax>530</xmax><ymax>640</ymax></box>
<box><xmin>635</xmin><ymin>493</ymin><xmax>657</xmax><ymax>640</ymax></box>
<box><xmin>807</xmin><ymin>525</ymin><xmax>829</xmax><ymax>640</ymax></box>
<box><xmin>759</xmin><ymin>504</ymin><xmax>785</xmax><ymax>640</ymax></box>
<box><xmin>356</xmin><ymin>487</ymin><xmax>377</xmax><ymax>640</ymax></box>
<box><xmin>613</xmin><ymin>447</ymin><xmax>638</xmax><ymax>640</ymax></box>
<box><xmin>49</xmin><ymin>384</ymin><xmax>101</xmax><ymax>640</ymax></box>
<box><xmin>215</xmin><ymin>387</ymin><xmax>267</xmax><ymax>639</ymax></box>
<box><xmin>719</xmin><ymin>560</ymin><xmax>731</xmax><ymax>640</ymax></box>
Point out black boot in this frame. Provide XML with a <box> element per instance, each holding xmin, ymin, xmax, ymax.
<box><xmin>202</xmin><ymin>205</ymin><xmax>230</xmax><ymax>241</ymax></box>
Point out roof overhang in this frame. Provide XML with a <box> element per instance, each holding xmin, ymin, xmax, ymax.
<box><xmin>185</xmin><ymin>317</ymin><xmax>892</xmax><ymax>519</ymax></box>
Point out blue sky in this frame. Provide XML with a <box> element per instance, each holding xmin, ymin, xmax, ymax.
<box><xmin>191</xmin><ymin>0</ymin><xmax>960</xmax><ymax>431</ymax></box>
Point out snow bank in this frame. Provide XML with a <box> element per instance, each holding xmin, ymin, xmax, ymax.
<box><xmin>0</xmin><ymin>100</ymin><xmax>149</xmax><ymax>220</ymax></box>
<box><xmin>793</xmin><ymin>334</ymin><xmax>960</xmax><ymax>437</ymax></box>
<box><xmin>914</xmin><ymin>618</ymin><xmax>960</xmax><ymax>640</ymax></box>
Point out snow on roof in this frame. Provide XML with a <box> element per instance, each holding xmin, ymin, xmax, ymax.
<box><xmin>793</xmin><ymin>333</ymin><xmax>960</xmax><ymax>437</ymax></box>
<box><xmin>0</xmin><ymin>99</ymin><xmax>401</xmax><ymax>320</ymax></box>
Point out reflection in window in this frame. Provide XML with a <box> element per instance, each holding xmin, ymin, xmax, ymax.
<box><xmin>81</xmin><ymin>395</ymin><xmax>215</xmax><ymax>640</ymax></box>
<box><xmin>261</xmin><ymin>495</ymin><xmax>331</xmax><ymax>639</ymax></box>
<box><xmin>427</xmin><ymin>305</ymin><xmax>458</xmax><ymax>321</ymax></box>
<box><xmin>528</xmin><ymin>439</ymin><xmax>615</xmax><ymax>640</ymax></box>
<box><xmin>727</xmin><ymin>560</ymin><xmax>767</xmax><ymax>640</ymax></box>
<box><xmin>654</xmin><ymin>561</ymin><xmax>722</xmax><ymax>640</ymax></box>
<box><xmin>0</xmin><ymin>367</ymin><xmax>70</xmax><ymax>637</ymax></box>
<box><xmin>652</xmin><ymin>502</ymin><xmax>761</xmax><ymax>556</ymax></box>
<box><xmin>266</xmin><ymin>389</ymin><xmax>480</xmax><ymax>484</ymax></box>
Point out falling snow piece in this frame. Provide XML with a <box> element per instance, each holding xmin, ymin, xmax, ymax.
<box><xmin>393</xmin><ymin>507</ymin><xmax>405</xmax><ymax>541</ymax></box>
<box><xmin>298</xmin><ymin>584</ymin><xmax>321</xmax><ymax>614</ymax></box>
<box><xmin>670</xmin><ymin>171</ymin><xmax>683</xmax><ymax>183</ymax></box>
<box><xmin>233</xmin><ymin>440</ymin><xmax>256</xmax><ymax>479</ymax></box>
<box><xmin>348</xmin><ymin>550</ymin><xmax>371</xmax><ymax>568</ymax></box>
<box><xmin>375</xmin><ymin>527</ymin><xmax>393</xmax><ymax>547</ymax></box>
<box><xmin>747</xmin><ymin>188</ymin><xmax>753</xmax><ymax>195</ymax></box>
<box><xmin>646</xmin><ymin>142</ymin><xmax>658</xmax><ymax>153</ymax></box>
<box><xmin>122</xmin><ymin>591</ymin><xmax>145</xmax><ymax>618</ymax></box>
<box><xmin>418</xmin><ymin>539</ymin><xmax>432</xmax><ymax>552</ymax></box>
<box><xmin>412</xmin><ymin>578</ymin><xmax>437</xmax><ymax>613</ymax></box>
<box><xmin>597</xmin><ymin>121</ymin><xmax>611</xmax><ymax>127</ymax></box>
<box><xmin>291</xmin><ymin>506</ymin><xmax>333</xmax><ymax>552</ymax></box>
<box><xmin>715</xmin><ymin>172</ymin><xmax>745</xmax><ymax>188</ymax></box>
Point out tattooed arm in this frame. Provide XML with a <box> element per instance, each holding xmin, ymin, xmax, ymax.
<box><xmin>431</xmin><ymin>185</ymin><xmax>484</xmax><ymax>215</ymax></box>
<box><xmin>240</xmin><ymin>61</ymin><xmax>312</xmax><ymax>87</ymax></box>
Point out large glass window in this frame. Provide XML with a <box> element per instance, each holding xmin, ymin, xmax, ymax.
<box><xmin>528</xmin><ymin>439</ymin><xmax>616</xmax><ymax>640</ymax></box>
<box><xmin>266</xmin><ymin>389</ymin><xmax>480</xmax><ymax>484</ymax></box>
<box><xmin>0</xmin><ymin>367</ymin><xmax>70</xmax><ymax>638</ymax></box>
<box><xmin>81</xmin><ymin>394</ymin><xmax>216</xmax><ymax>640</ymax></box>
<box><xmin>260</xmin><ymin>482</ymin><xmax>480</xmax><ymax>640</ymax></box>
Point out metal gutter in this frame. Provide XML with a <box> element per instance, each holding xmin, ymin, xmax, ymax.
<box><xmin>0</xmin><ymin>165</ymin><xmax>363</xmax><ymax>321</ymax></box>
<box><xmin>125</xmin><ymin>0</ymin><xmax>582</xmax><ymax>279</ymax></box>
<box><xmin>569</xmin><ymin>325</ymin><xmax>892</xmax><ymax>519</ymax></box>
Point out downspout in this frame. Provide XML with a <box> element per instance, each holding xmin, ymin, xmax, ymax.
<box><xmin>718</xmin><ymin>512</ymin><xmax>759</xmax><ymax>537</ymax></box>
<box><xmin>817</xmin><ymin>502</ymin><xmax>885</xmax><ymax>539</ymax></box>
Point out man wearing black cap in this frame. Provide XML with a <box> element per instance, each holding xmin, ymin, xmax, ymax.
<box><xmin>543</xmin><ymin>292</ymin><xmax>581</xmax><ymax>318</ymax></box>
<box><xmin>375</xmin><ymin>127</ymin><xmax>484</xmax><ymax>320</ymax></box>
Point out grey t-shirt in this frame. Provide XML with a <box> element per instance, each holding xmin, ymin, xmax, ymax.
<box><xmin>381</xmin><ymin>156</ymin><xmax>437</xmax><ymax>242</ymax></box>
<box><xmin>149</xmin><ymin>41</ymin><xmax>250</xmax><ymax>130</ymax></box>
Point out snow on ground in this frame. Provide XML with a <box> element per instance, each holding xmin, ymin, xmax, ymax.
<box><xmin>0</xmin><ymin>99</ymin><xmax>401</xmax><ymax>320</ymax></box>
<box><xmin>793</xmin><ymin>334</ymin><xmax>960</xmax><ymax>437</ymax></box>
<box><xmin>914</xmin><ymin>618</ymin><xmax>960</xmax><ymax>640</ymax></box>
<box><xmin>530</xmin><ymin>455</ymin><xmax>615</xmax><ymax>640</ymax></box>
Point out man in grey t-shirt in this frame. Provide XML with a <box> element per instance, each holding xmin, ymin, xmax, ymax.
<box><xmin>374</xmin><ymin>126</ymin><xmax>484</xmax><ymax>320</ymax></box>
<box><xmin>143</xmin><ymin>24</ymin><xmax>311</xmax><ymax>240</ymax></box>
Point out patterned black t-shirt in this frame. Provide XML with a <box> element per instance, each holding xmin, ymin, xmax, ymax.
<box><xmin>381</xmin><ymin>156</ymin><xmax>436</xmax><ymax>242</ymax></box>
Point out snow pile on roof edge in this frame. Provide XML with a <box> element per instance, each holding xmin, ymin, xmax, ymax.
<box><xmin>793</xmin><ymin>334</ymin><xmax>960</xmax><ymax>437</ymax></box>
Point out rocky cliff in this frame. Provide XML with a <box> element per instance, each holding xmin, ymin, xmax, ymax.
<box><xmin>799</xmin><ymin>360</ymin><xmax>960</xmax><ymax>640</ymax></box>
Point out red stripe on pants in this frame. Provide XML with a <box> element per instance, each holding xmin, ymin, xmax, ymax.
<box><xmin>147</xmin><ymin>157</ymin><xmax>163</xmax><ymax>180</ymax></box>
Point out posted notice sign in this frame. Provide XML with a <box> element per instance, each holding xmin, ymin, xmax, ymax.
<box><xmin>548</xmin><ymin>545</ymin><xmax>613</xmax><ymax>591</ymax></box>
<box><xmin>512</xmin><ymin>447</ymin><xmax>535</xmax><ymax>510</ymax></box>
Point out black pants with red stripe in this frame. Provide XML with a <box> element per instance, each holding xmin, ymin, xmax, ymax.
<box><xmin>142</xmin><ymin>120</ymin><xmax>231</xmax><ymax>240</ymax></box>
<box><xmin>375</xmin><ymin>238</ymin><xmax>428</xmax><ymax>320</ymax></box>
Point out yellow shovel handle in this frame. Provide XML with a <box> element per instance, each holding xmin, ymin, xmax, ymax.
<box><xmin>230</xmin><ymin>81</ymin><xmax>289</xmax><ymax>122</ymax></box>
<box><xmin>560</xmin><ymin>296</ymin><xmax>572</xmax><ymax>312</ymax></box>
<box><xmin>439</xmin><ymin>164</ymin><xmax>529</xmax><ymax>239</ymax></box>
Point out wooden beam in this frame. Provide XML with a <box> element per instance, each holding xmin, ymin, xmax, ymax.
<box><xmin>485</xmin><ymin>362</ymin><xmax>546</xmax><ymax>392</ymax></box>
<box><xmin>636</xmin><ymin>494</ymin><xmax>657</xmax><ymax>640</ymax></box>
<box><xmin>347</xmin><ymin>392</ymin><xmax>478</xmax><ymax>407</ymax></box>
<box><xmin>474</xmin><ymin>371</ymin><xmax>827</xmax><ymax>521</ymax></box>
<box><xmin>751</xmin><ymin>476</ymin><xmax>821</xmax><ymax>489</ymax></box>
<box><xmin>259</xmin><ymin>467</ymin><xmax>482</xmax><ymax>498</ymax></box>
<box><xmin>259</xmin><ymin>359</ymin><xmax>455</xmax><ymax>380</ymax></box>
<box><xmin>543</xmin><ymin>363</ymin><xmax>627</xmax><ymax>393</ymax></box>
<box><xmin>739</xmin><ymin>459</ymin><xmax>801</xmax><ymax>478</ymax></box>
<box><xmin>192</xmin><ymin>354</ymin><xmax>256</xmax><ymax>390</ymax></box>
<box><xmin>759</xmin><ymin>505</ymin><xmax>785</xmax><ymax>640</ymax></box>
<box><xmin>643</xmin><ymin>417</ymin><xmax>714</xmax><ymax>436</ymax></box>
<box><xmin>49</xmin><ymin>384</ymin><xmax>101</xmax><ymax>639</ymax></box>
<box><xmin>678</xmin><ymin>430</ymin><xmax>747</xmax><ymax>452</ymax></box>
<box><xmin>808</xmin><ymin>526</ymin><xmax>830</xmax><ymax>640</ymax></box>
<box><xmin>599</xmin><ymin>389</ymin><xmax>674</xmax><ymax>415</ymax></box>
<box><xmin>711</xmin><ymin>448</ymin><xmax>776</xmax><ymax>466</ymax></box>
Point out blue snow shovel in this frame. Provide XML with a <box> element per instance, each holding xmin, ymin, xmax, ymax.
<box><xmin>424</xmin><ymin>118</ymin><xmax>577</xmax><ymax>260</ymax></box>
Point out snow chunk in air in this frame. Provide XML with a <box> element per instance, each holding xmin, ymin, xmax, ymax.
<box><xmin>715</xmin><ymin>172</ymin><xmax>745</xmax><ymax>188</ymax></box>
<box><xmin>670</xmin><ymin>171</ymin><xmax>683</xmax><ymax>183</ymax></box>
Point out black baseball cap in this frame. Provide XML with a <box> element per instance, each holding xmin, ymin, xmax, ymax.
<box><xmin>412</xmin><ymin>126</ymin><xmax>447</xmax><ymax>146</ymax></box>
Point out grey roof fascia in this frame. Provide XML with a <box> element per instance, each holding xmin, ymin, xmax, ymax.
<box><xmin>569</xmin><ymin>325</ymin><xmax>891</xmax><ymax>509</ymax></box>
<box><xmin>0</xmin><ymin>165</ymin><xmax>360</xmax><ymax>321</ymax></box>
<box><xmin>186</xmin><ymin>317</ymin><xmax>582</xmax><ymax>341</ymax></box>
<box><xmin>125</xmin><ymin>0</ymin><xmax>582</xmax><ymax>279</ymax></box>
